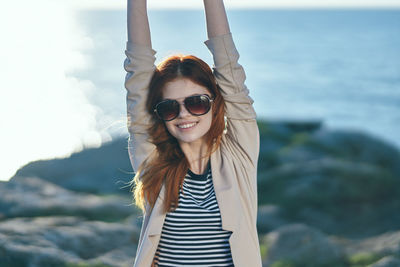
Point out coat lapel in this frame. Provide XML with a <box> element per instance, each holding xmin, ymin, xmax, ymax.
<box><xmin>211</xmin><ymin>149</ymin><xmax>239</xmax><ymax>233</ymax></box>
<box><xmin>134</xmin><ymin>184</ymin><xmax>166</xmax><ymax>266</ymax></box>
<box><xmin>147</xmin><ymin>184</ymin><xmax>166</xmax><ymax>239</ymax></box>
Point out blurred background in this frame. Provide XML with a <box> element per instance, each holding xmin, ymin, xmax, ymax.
<box><xmin>1</xmin><ymin>0</ymin><xmax>399</xmax><ymax>266</ymax></box>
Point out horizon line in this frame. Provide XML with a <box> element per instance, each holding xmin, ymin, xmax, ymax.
<box><xmin>66</xmin><ymin>0</ymin><xmax>400</xmax><ymax>10</ymax></box>
<box><xmin>76</xmin><ymin>6</ymin><xmax>400</xmax><ymax>11</ymax></box>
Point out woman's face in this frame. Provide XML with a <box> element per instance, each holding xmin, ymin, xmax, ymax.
<box><xmin>162</xmin><ymin>78</ymin><xmax>213</xmax><ymax>146</ymax></box>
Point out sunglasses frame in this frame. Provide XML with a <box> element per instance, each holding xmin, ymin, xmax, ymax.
<box><xmin>153</xmin><ymin>94</ymin><xmax>214</xmax><ymax>121</ymax></box>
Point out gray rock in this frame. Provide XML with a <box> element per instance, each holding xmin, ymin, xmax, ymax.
<box><xmin>311</xmin><ymin>129</ymin><xmax>400</xmax><ymax>174</ymax></box>
<box><xmin>0</xmin><ymin>216</ymin><xmax>139</xmax><ymax>267</ymax></box>
<box><xmin>258</xmin><ymin>120</ymin><xmax>323</xmax><ymax>138</ymax></box>
<box><xmin>257</xmin><ymin>157</ymin><xmax>400</xmax><ymax>237</ymax></box>
<box><xmin>11</xmin><ymin>138</ymin><xmax>133</xmax><ymax>194</ymax></box>
<box><xmin>257</xmin><ymin>120</ymin><xmax>323</xmax><ymax>170</ymax></box>
<box><xmin>262</xmin><ymin>223</ymin><xmax>344</xmax><ymax>266</ymax></box>
<box><xmin>0</xmin><ymin>176</ymin><xmax>134</xmax><ymax>220</ymax></box>
<box><xmin>370</xmin><ymin>256</ymin><xmax>400</xmax><ymax>267</ymax></box>
<box><xmin>257</xmin><ymin>205</ymin><xmax>287</xmax><ymax>234</ymax></box>
<box><xmin>88</xmin><ymin>245</ymin><xmax>138</xmax><ymax>267</ymax></box>
<box><xmin>345</xmin><ymin>230</ymin><xmax>400</xmax><ymax>256</ymax></box>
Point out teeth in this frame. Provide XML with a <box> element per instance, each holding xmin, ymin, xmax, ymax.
<box><xmin>178</xmin><ymin>122</ymin><xmax>197</xmax><ymax>129</ymax></box>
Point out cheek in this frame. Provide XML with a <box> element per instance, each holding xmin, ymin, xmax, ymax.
<box><xmin>204</xmin><ymin>113</ymin><xmax>213</xmax><ymax>131</ymax></box>
<box><xmin>164</xmin><ymin>122</ymin><xmax>174</xmax><ymax>135</ymax></box>
<box><xmin>208</xmin><ymin>107</ymin><xmax>214</xmax><ymax>125</ymax></box>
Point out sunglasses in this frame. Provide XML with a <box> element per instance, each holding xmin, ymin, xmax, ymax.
<box><xmin>154</xmin><ymin>94</ymin><xmax>214</xmax><ymax>121</ymax></box>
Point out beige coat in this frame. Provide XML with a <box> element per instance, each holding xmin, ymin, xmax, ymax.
<box><xmin>124</xmin><ymin>33</ymin><xmax>262</xmax><ymax>267</ymax></box>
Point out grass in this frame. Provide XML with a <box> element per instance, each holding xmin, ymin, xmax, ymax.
<box><xmin>65</xmin><ymin>263</ymin><xmax>111</xmax><ymax>267</ymax></box>
<box><xmin>271</xmin><ymin>260</ymin><xmax>296</xmax><ymax>267</ymax></box>
<box><xmin>347</xmin><ymin>252</ymin><xmax>383</xmax><ymax>266</ymax></box>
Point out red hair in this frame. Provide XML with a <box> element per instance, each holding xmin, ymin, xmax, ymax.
<box><xmin>133</xmin><ymin>55</ymin><xmax>225</xmax><ymax>212</ymax></box>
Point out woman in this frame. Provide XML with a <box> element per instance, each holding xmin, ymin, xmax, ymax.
<box><xmin>124</xmin><ymin>0</ymin><xmax>262</xmax><ymax>266</ymax></box>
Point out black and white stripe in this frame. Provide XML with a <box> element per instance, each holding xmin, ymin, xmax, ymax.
<box><xmin>154</xmin><ymin>164</ymin><xmax>234</xmax><ymax>266</ymax></box>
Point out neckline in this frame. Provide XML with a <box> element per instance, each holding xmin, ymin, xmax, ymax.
<box><xmin>187</xmin><ymin>161</ymin><xmax>211</xmax><ymax>180</ymax></box>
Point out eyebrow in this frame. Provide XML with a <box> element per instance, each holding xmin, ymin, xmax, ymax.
<box><xmin>162</xmin><ymin>93</ymin><xmax>209</xmax><ymax>101</ymax></box>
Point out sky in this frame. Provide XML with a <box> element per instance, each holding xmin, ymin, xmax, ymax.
<box><xmin>1</xmin><ymin>0</ymin><xmax>399</xmax><ymax>182</ymax></box>
<box><xmin>67</xmin><ymin>0</ymin><xmax>400</xmax><ymax>9</ymax></box>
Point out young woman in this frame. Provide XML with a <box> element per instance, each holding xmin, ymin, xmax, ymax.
<box><xmin>124</xmin><ymin>0</ymin><xmax>262</xmax><ymax>266</ymax></box>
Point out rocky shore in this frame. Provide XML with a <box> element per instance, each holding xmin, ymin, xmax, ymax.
<box><xmin>1</xmin><ymin>119</ymin><xmax>399</xmax><ymax>267</ymax></box>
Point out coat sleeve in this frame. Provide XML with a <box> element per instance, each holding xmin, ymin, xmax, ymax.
<box><xmin>123</xmin><ymin>41</ymin><xmax>157</xmax><ymax>172</ymax></box>
<box><xmin>204</xmin><ymin>33</ymin><xmax>260</xmax><ymax>166</ymax></box>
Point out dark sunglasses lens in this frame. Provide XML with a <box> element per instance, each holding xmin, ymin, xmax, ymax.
<box><xmin>185</xmin><ymin>95</ymin><xmax>211</xmax><ymax>115</ymax></box>
<box><xmin>157</xmin><ymin>100</ymin><xmax>179</xmax><ymax>121</ymax></box>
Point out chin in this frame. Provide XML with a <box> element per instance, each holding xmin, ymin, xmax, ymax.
<box><xmin>176</xmin><ymin>134</ymin><xmax>207</xmax><ymax>145</ymax></box>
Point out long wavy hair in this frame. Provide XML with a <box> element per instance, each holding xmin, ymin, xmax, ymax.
<box><xmin>132</xmin><ymin>55</ymin><xmax>226</xmax><ymax>213</ymax></box>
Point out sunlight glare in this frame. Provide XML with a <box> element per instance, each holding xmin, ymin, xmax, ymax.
<box><xmin>0</xmin><ymin>0</ymin><xmax>101</xmax><ymax>181</ymax></box>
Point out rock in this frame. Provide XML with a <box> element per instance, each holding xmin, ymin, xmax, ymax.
<box><xmin>345</xmin><ymin>230</ymin><xmax>400</xmax><ymax>256</ymax></box>
<box><xmin>11</xmin><ymin>138</ymin><xmax>133</xmax><ymax>194</ymax></box>
<box><xmin>0</xmin><ymin>176</ymin><xmax>135</xmax><ymax>220</ymax></box>
<box><xmin>257</xmin><ymin>120</ymin><xmax>323</xmax><ymax>139</ymax></box>
<box><xmin>257</xmin><ymin>157</ymin><xmax>400</xmax><ymax>237</ymax></box>
<box><xmin>370</xmin><ymin>256</ymin><xmax>400</xmax><ymax>267</ymax></box>
<box><xmin>262</xmin><ymin>224</ymin><xmax>345</xmax><ymax>266</ymax></box>
<box><xmin>0</xmin><ymin>216</ymin><xmax>139</xmax><ymax>267</ymax></box>
<box><xmin>311</xmin><ymin>129</ymin><xmax>400</xmax><ymax>174</ymax></box>
<box><xmin>257</xmin><ymin>205</ymin><xmax>287</xmax><ymax>234</ymax></box>
<box><xmin>257</xmin><ymin>120</ymin><xmax>323</xmax><ymax>170</ymax></box>
<box><xmin>258</xmin><ymin>122</ymin><xmax>400</xmax><ymax>173</ymax></box>
<box><xmin>89</xmin><ymin>245</ymin><xmax>137</xmax><ymax>266</ymax></box>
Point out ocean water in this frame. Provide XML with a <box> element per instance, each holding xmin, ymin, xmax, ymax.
<box><xmin>75</xmin><ymin>9</ymin><xmax>400</xmax><ymax>149</ymax></box>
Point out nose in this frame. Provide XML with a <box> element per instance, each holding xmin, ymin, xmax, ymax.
<box><xmin>177</xmin><ymin>102</ymin><xmax>190</xmax><ymax>118</ymax></box>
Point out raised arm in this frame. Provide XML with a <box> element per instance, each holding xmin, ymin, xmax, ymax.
<box><xmin>203</xmin><ymin>0</ymin><xmax>259</xmax><ymax>166</ymax></box>
<box><xmin>203</xmin><ymin>0</ymin><xmax>231</xmax><ymax>38</ymax></box>
<box><xmin>127</xmin><ymin>0</ymin><xmax>151</xmax><ymax>46</ymax></box>
<box><xmin>124</xmin><ymin>0</ymin><xmax>156</xmax><ymax>172</ymax></box>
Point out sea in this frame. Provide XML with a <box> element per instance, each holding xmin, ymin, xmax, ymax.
<box><xmin>74</xmin><ymin>9</ymin><xmax>400</xmax><ymax>149</ymax></box>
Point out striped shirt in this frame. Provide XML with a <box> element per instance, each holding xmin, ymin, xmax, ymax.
<box><xmin>153</xmin><ymin>163</ymin><xmax>234</xmax><ymax>266</ymax></box>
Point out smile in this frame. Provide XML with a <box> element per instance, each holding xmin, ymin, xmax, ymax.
<box><xmin>177</xmin><ymin>122</ymin><xmax>198</xmax><ymax>129</ymax></box>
